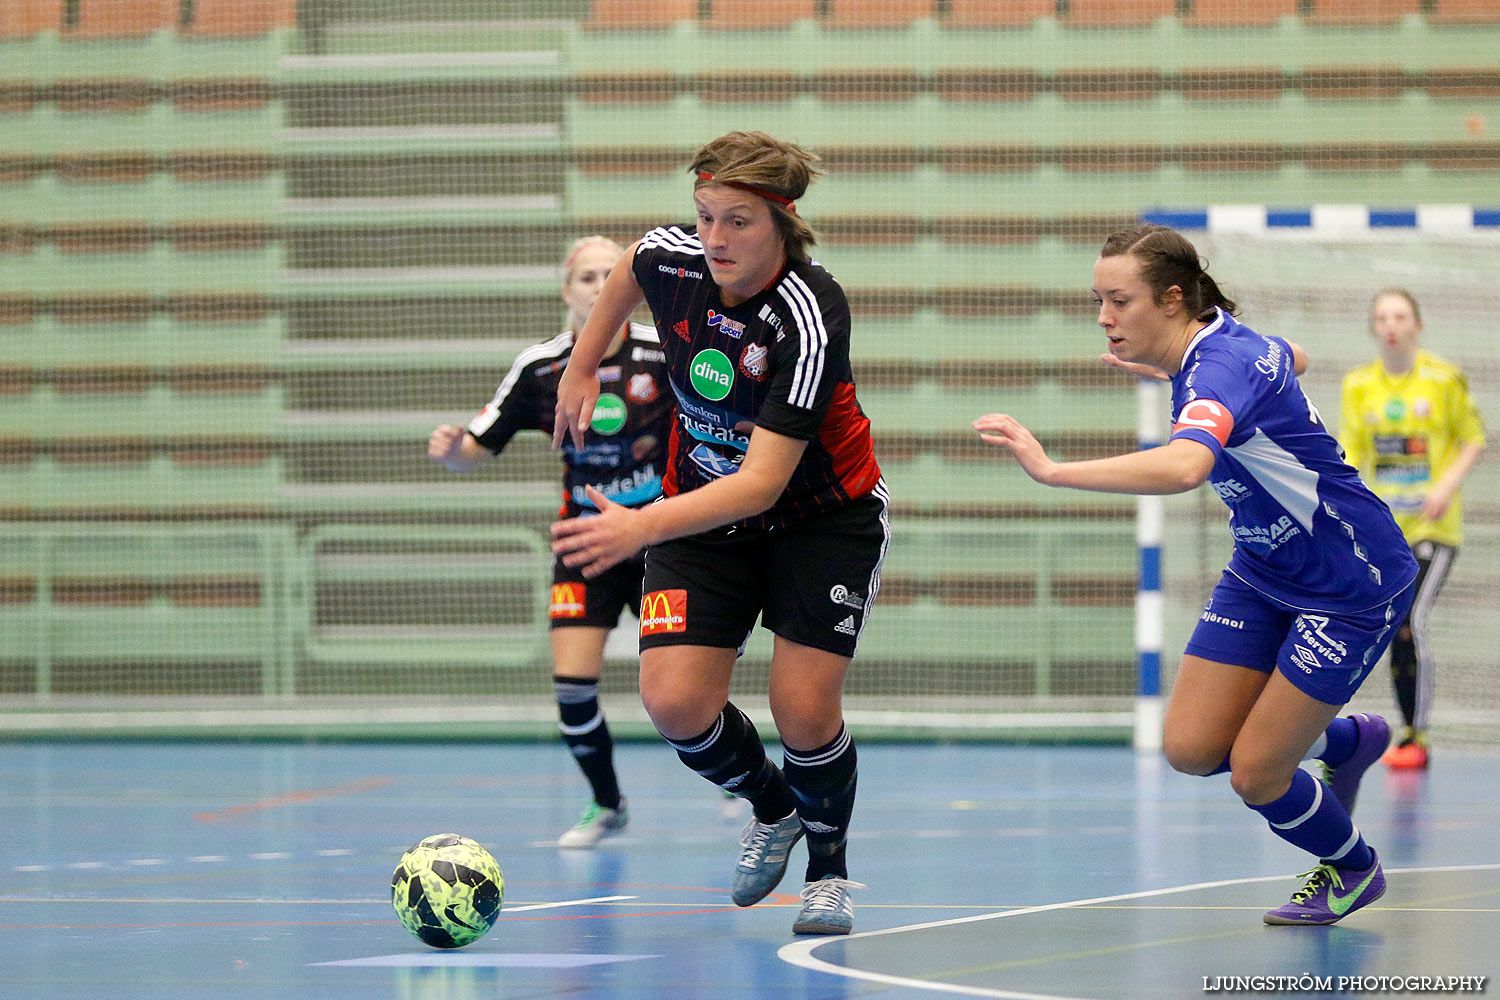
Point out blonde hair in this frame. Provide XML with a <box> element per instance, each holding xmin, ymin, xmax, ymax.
<box><xmin>562</xmin><ymin>235</ymin><xmax>623</xmax><ymax>280</ymax></box>
<box><xmin>689</xmin><ymin>131</ymin><xmax>823</xmax><ymax>264</ymax></box>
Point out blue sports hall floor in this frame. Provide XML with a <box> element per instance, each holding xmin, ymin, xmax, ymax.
<box><xmin>2</xmin><ymin>739</ymin><xmax>1496</xmax><ymax>999</ymax></box>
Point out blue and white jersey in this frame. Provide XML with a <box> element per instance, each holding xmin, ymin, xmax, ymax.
<box><xmin>1168</xmin><ymin>309</ymin><xmax>1417</xmax><ymax>613</ymax></box>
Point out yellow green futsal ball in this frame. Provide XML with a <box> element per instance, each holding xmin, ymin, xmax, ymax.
<box><xmin>391</xmin><ymin>833</ymin><xmax>504</xmax><ymax>948</ymax></box>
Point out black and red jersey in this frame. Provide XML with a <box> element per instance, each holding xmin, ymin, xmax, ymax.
<box><xmin>466</xmin><ymin>322</ymin><xmax>674</xmax><ymax>519</ymax></box>
<box><xmin>632</xmin><ymin>225</ymin><xmax>883</xmax><ymax>535</ymax></box>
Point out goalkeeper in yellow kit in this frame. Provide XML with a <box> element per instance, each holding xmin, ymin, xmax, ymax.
<box><xmin>1338</xmin><ymin>289</ymin><xmax>1486</xmax><ymax>769</ymax></box>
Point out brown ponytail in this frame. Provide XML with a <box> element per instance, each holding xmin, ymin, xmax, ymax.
<box><xmin>1100</xmin><ymin>224</ymin><xmax>1238</xmax><ymax>320</ymax></box>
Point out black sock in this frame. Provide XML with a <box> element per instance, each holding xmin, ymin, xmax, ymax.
<box><xmin>1390</xmin><ymin>631</ymin><xmax>1418</xmax><ymax>731</ymax></box>
<box><xmin>554</xmin><ymin>676</ymin><xmax>621</xmax><ymax>811</ymax></box>
<box><xmin>663</xmin><ymin>702</ymin><xmax>795</xmax><ymax>823</ymax></box>
<box><xmin>783</xmin><ymin>726</ymin><xmax>857</xmax><ymax>881</ymax></box>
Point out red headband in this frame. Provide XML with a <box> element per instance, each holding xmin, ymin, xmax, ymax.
<box><xmin>697</xmin><ymin>172</ymin><xmax>796</xmax><ymax>212</ymax></box>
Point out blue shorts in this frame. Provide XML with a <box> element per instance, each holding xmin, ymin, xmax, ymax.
<box><xmin>1183</xmin><ymin>571</ymin><xmax>1416</xmax><ymax>706</ymax></box>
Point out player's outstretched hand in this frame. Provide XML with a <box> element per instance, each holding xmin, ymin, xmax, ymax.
<box><xmin>427</xmin><ymin>424</ymin><xmax>466</xmax><ymax>463</ymax></box>
<box><xmin>552</xmin><ymin>368</ymin><xmax>600</xmax><ymax>451</ymax></box>
<box><xmin>1099</xmin><ymin>353</ymin><xmax>1171</xmax><ymax>381</ymax></box>
<box><xmin>972</xmin><ymin>413</ymin><xmax>1056</xmax><ymax>485</ymax></box>
<box><xmin>551</xmin><ymin>486</ymin><xmax>646</xmax><ymax>578</ymax></box>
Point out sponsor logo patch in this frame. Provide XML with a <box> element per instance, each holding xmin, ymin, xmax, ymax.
<box><xmin>627</xmin><ymin>372</ymin><xmax>658</xmax><ymax>403</ymax></box>
<box><xmin>590</xmin><ymin>392</ymin><xmax>627</xmax><ymax>435</ymax></box>
<box><xmin>687</xmin><ymin>441</ymin><xmax>742</xmax><ymax>478</ymax></box>
<box><xmin>739</xmin><ymin>341</ymin><xmax>769</xmax><ymax>381</ymax></box>
<box><xmin>549</xmin><ymin>582</ymin><xmax>586</xmax><ymax>619</ymax></box>
<box><xmin>706</xmin><ymin>309</ymin><xmax>746</xmax><ymax>338</ymax></box>
<box><xmin>829</xmin><ymin>585</ymin><xmax>865</xmax><ymax>610</ymax></box>
<box><xmin>659</xmin><ymin>263</ymin><xmax>704</xmax><ymax>280</ymax></box>
<box><xmin>690</xmin><ymin>348</ymin><xmax>735</xmax><ymax>401</ymax></box>
<box><xmin>640</xmin><ymin>589</ymin><xmax>688</xmax><ymax>636</ymax></box>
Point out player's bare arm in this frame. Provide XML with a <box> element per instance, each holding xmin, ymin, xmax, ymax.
<box><xmin>553</xmin><ymin>241</ymin><xmax>646</xmax><ymax>450</ymax></box>
<box><xmin>974</xmin><ymin>412</ymin><xmax>1215</xmax><ymax>495</ymax></box>
<box><xmin>426</xmin><ymin>424</ymin><xmax>491</xmax><ymax>473</ymax></box>
<box><xmin>551</xmin><ymin>427</ymin><xmax>808</xmax><ymax>577</ymax></box>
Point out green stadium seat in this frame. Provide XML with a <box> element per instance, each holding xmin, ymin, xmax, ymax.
<box><xmin>0</xmin><ymin>381</ymin><xmax>283</xmax><ymax>437</ymax></box>
<box><xmin>293</xmin><ymin>524</ymin><xmax>553</xmax><ymax>669</ymax></box>
<box><xmin>21</xmin><ymin>314</ymin><xmax>284</xmax><ymax>366</ymax></box>
<box><xmin>0</xmin><ymin>523</ymin><xmax>296</xmax><ymax>692</ymax></box>
<box><xmin>0</xmin><ymin>454</ymin><xmax>283</xmax><ymax>514</ymax></box>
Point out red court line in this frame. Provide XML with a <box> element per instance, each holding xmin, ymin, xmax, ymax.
<box><xmin>193</xmin><ymin>776</ymin><xmax>392</xmax><ymax>823</ymax></box>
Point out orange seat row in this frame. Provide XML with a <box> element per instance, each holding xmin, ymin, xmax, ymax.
<box><xmin>587</xmin><ymin>0</ymin><xmax>1500</xmax><ymax>30</ymax></box>
<box><xmin>0</xmin><ymin>0</ymin><xmax>294</xmax><ymax>39</ymax></box>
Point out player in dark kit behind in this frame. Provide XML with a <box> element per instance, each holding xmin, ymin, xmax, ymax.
<box><xmin>550</xmin><ymin>131</ymin><xmax>889</xmax><ymax>935</ymax></box>
<box><xmin>429</xmin><ymin>236</ymin><xmax>674</xmax><ymax>849</ymax></box>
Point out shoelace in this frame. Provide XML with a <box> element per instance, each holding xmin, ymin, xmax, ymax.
<box><xmin>799</xmin><ymin>878</ymin><xmax>867</xmax><ymax>911</ymax></box>
<box><xmin>738</xmin><ymin>817</ymin><xmax>781</xmax><ymax>864</ymax></box>
<box><xmin>1289</xmin><ymin>863</ymin><xmax>1343</xmax><ymax>904</ymax></box>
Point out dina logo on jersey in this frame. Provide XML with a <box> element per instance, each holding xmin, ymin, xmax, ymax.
<box><xmin>690</xmin><ymin>349</ymin><xmax>734</xmax><ymax>401</ymax></box>
<box><xmin>706</xmin><ymin>310</ymin><xmax>746</xmax><ymax>338</ymax></box>
<box><xmin>590</xmin><ymin>393</ymin><xmax>627</xmax><ymax>435</ymax></box>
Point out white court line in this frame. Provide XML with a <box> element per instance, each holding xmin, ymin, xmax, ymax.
<box><xmin>502</xmin><ymin>895</ymin><xmax>636</xmax><ymax>913</ymax></box>
<box><xmin>777</xmin><ymin>864</ymin><xmax>1500</xmax><ymax>1000</ymax></box>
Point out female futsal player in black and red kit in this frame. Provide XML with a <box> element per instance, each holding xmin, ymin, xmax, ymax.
<box><xmin>550</xmin><ymin>131</ymin><xmax>889</xmax><ymax>936</ymax></box>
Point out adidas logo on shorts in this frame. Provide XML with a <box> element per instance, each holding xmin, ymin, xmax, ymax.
<box><xmin>834</xmin><ymin>615</ymin><xmax>857</xmax><ymax>636</ymax></box>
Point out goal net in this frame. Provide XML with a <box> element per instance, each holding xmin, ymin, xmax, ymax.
<box><xmin>4</xmin><ymin>2</ymin><xmax>1496</xmax><ymax>742</ymax></box>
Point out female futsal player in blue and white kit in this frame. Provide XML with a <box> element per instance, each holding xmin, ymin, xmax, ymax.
<box><xmin>974</xmin><ymin>224</ymin><xmax>1417</xmax><ymax>926</ymax></box>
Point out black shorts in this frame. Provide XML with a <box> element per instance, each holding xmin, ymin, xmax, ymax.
<box><xmin>548</xmin><ymin>554</ymin><xmax>645</xmax><ymax>630</ymax></box>
<box><xmin>639</xmin><ymin>490</ymin><xmax>890</xmax><ymax>658</ymax></box>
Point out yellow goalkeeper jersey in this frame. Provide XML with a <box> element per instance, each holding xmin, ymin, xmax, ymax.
<box><xmin>1339</xmin><ymin>350</ymin><xmax>1486</xmax><ymax>547</ymax></box>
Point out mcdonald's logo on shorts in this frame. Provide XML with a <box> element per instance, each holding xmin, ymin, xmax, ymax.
<box><xmin>549</xmin><ymin>582</ymin><xmax>586</xmax><ymax>619</ymax></box>
<box><xmin>640</xmin><ymin>589</ymin><xmax>687</xmax><ymax>636</ymax></box>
